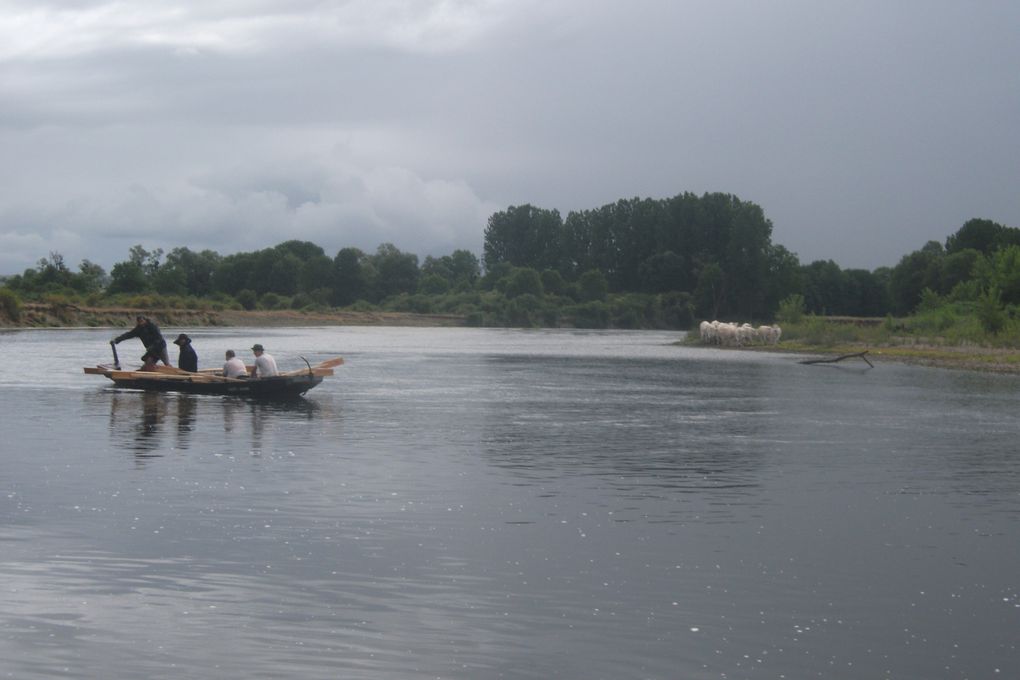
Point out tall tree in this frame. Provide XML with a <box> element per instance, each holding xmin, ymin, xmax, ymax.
<box><xmin>332</xmin><ymin>247</ymin><xmax>368</xmax><ymax>306</ymax></box>
<box><xmin>888</xmin><ymin>241</ymin><xmax>945</xmax><ymax>314</ymax></box>
<box><xmin>483</xmin><ymin>205</ymin><xmax>562</xmax><ymax>272</ymax></box>
<box><xmin>370</xmin><ymin>243</ymin><xmax>419</xmax><ymax>300</ymax></box>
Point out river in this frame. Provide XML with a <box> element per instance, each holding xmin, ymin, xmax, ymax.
<box><xmin>1</xmin><ymin>326</ymin><xmax>1018</xmax><ymax>679</ymax></box>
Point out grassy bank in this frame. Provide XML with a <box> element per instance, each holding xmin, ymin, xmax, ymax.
<box><xmin>689</xmin><ymin>315</ymin><xmax>1020</xmax><ymax>375</ymax></box>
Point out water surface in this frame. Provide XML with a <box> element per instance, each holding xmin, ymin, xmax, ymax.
<box><xmin>1</xmin><ymin>327</ymin><xmax>1018</xmax><ymax>678</ymax></box>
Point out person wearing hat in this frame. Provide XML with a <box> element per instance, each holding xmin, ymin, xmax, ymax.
<box><xmin>113</xmin><ymin>315</ymin><xmax>170</xmax><ymax>366</ymax></box>
<box><xmin>250</xmin><ymin>343</ymin><xmax>278</xmax><ymax>378</ymax></box>
<box><xmin>173</xmin><ymin>333</ymin><xmax>198</xmax><ymax>372</ymax></box>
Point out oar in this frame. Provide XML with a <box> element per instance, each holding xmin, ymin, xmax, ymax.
<box><xmin>109</xmin><ymin>341</ymin><xmax>121</xmax><ymax>370</ymax></box>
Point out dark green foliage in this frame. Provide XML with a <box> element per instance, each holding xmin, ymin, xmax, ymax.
<box><xmin>505</xmin><ymin>268</ymin><xmax>544</xmax><ymax>299</ymax></box>
<box><xmin>976</xmin><ymin>287</ymin><xmax>1006</xmax><ymax>334</ymax></box>
<box><xmin>332</xmin><ymin>248</ymin><xmax>367</xmax><ymax>306</ymax></box>
<box><xmin>638</xmin><ymin>251</ymin><xmax>685</xmax><ymax>293</ymax></box>
<box><xmin>540</xmin><ymin>269</ymin><xmax>566</xmax><ymax>296</ymax></box>
<box><xmin>259</xmin><ymin>292</ymin><xmax>286</xmax><ymax>310</ymax></box>
<box><xmin>419</xmin><ymin>273</ymin><xmax>450</xmax><ymax>295</ymax></box>
<box><xmin>0</xmin><ymin>288</ymin><xmax>22</xmax><ymax>321</ymax></box>
<box><xmin>945</xmin><ymin>218</ymin><xmax>1020</xmax><ymax>255</ymax></box>
<box><xmin>483</xmin><ymin>205</ymin><xmax>562</xmax><ymax>272</ymax></box>
<box><xmin>975</xmin><ymin>245</ymin><xmax>1020</xmax><ymax>305</ymax></box>
<box><xmin>422</xmin><ymin>250</ymin><xmax>480</xmax><ymax>291</ymax></box>
<box><xmin>505</xmin><ymin>294</ymin><xmax>541</xmax><ymax>327</ymax></box>
<box><xmin>107</xmin><ymin>261</ymin><xmax>149</xmax><ymax>294</ymax></box>
<box><xmin>569</xmin><ymin>301</ymin><xmax>610</xmax><ymax>329</ymax></box>
<box><xmin>371</xmin><ymin>243</ymin><xmax>419</xmax><ymax>301</ymax></box>
<box><xmin>889</xmin><ymin>241</ymin><xmax>945</xmax><ymax>314</ymax></box>
<box><xmin>656</xmin><ymin>292</ymin><xmax>695</xmax><ymax>329</ymax></box>
<box><xmin>776</xmin><ymin>294</ymin><xmax>806</xmax><ymax>324</ymax></box>
<box><xmin>577</xmin><ymin>269</ymin><xmax>608</xmax><ymax>302</ymax></box>
<box><xmin>235</xmin><ymin>289</ymin><xmax>257</xmax><ymax>310</ymax></box>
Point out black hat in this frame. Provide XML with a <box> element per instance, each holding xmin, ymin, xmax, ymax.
<box><xmin>173</xmin><ymin>333</ymin><xmax>190</xmax><ymax>345</ymax></box>
<box><xmin>251</xmin><ymin>343</ymin><xmax>264</xmax><ymax>352</ymax></box>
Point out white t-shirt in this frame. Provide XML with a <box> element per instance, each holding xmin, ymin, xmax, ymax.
<box><xmin>254</xmin><ymin>352</ymin><xmax>279</xmax><ymax>377</ymax></box>
<box><xmin>223</xmin><ymin>356</ymin><xmax>248</xmax><ymax>378</ymax></box>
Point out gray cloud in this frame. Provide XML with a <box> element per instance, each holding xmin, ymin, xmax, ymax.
<box><xmin>1</xmin><ymin>0</ymin><xmax>1018</xmax><ymax>275</ymax></box>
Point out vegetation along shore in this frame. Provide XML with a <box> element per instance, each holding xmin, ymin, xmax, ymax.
<box><xmin>2</xmin><ymin>192</ymin><xmax>1019</xmax><ymax>375</ymax></box>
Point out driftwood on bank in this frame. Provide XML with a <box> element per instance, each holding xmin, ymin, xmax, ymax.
<box><xmin>799</xmin><ymin>350</ymin><xmax>874</xmax><ymax>368</ymax></box>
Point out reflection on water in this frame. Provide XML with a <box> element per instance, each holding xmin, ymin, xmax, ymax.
<box><xmin>100</xmin><ymin>391</ymin><xmax>328</xmax><ymax>460</ymax></box>
<box><xmin>2</xmin><ymin>328</ymin><xmax>1020</xmax><ymax>679</ymax></box>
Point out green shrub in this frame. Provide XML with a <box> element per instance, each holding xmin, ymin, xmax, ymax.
<box><xmin>0</xmin><ymin>288</ymin><xmax>22</xmax><ymax>321</ymax></box>
<box><xmin>347</xmin><ymin>299</ymin><xmax>376</xmax><ymax>312</ymax></box>
<box><xmin>570</xmin><ymin>301</ymin><xmax>609</xmax><ymax>328</ymax></box>
<box><xmin>976</xmin><ymin>287</ymin><xmax>1006</xmax><ymax>334</ymax></box>
<box><xmin>776</xmin><ymin>294</ymin><xmax>805</xmax><ymax>324</ymax></box>
<box><xmin>235</xmin><ymin>290</ymin><xmax>257</xmax><ymax>310</ymax></box>
<box><xmin>505</xmin><ymin>294</ymin><xmax>539</xmax><ymax>327</ymax></box>
<box><xmin>259</xmin><ymin>292</ymin><xmax>287</xmax><ymax>310</ymax></box>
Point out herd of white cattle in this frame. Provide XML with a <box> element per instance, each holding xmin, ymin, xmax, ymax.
<box><xmin>698</xmin><ymin>320</ymin><xmax>782</xmax><ymax>346</ymax></box>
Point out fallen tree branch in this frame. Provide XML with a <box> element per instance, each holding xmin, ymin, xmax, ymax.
<box><xmin>799</xmin><ymin>350</ymin><xmax>874</xmax><ymax>368</ymax></box>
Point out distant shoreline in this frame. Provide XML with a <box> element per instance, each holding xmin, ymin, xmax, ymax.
<box><xmin>732</xmin><ymin>341</ymin><xmax>1020</xmax><ymax>376</ymax></box>
<box><xmin>8</xmin><ymin>302</ymin><xmax>1020</xmax><ymax>377</ymax></box>
<box><xmin>1</xmin><ymin>302</ymin><xmax>468</xmax><ymax>330</ymax></box>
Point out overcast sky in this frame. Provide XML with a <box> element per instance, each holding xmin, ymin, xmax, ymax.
<box><xmin>1</xmin><ymin>0</ymin><xmax>1017</xmax><ymax>275</ymax></box>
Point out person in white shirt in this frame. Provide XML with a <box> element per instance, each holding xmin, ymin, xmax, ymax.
<box><xmin>250</xmin><ymin>343</ymin><xmax>279</xmax><ymax>378</ymax></box>
<box><xmin>222</xmin><ymin>349</ymin><xmax>248</xmax><ymax>378</ymax></box>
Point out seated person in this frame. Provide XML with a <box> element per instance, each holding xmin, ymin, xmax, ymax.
<box><xmin>222</xmin><ymin>349</ymin><xmax>249</xmax><ymax>378</ymax></box>
<box><xmin>250</xmin><ymin>344</ymin><xmax>279</xmax><ymax>378</ymax></box>
<box><xmin>173</xmin><ymin>333</ymin><xmax>198</xmax><ymax>372</ymax></box>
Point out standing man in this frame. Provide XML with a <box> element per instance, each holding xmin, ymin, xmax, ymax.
<box><xmin>173</xmin><ymin>333</ymin><xmax>198</xmax><ymax>372</ymax></box>
<box><xmin>250</xmin><ymin>343</ymin><xmax>278</xmax><ymax>378</ymax></box>
<box><xmin>113</xmin><ymin>315</ymin><xmax>170</xmax><ymax>366</ymax></box>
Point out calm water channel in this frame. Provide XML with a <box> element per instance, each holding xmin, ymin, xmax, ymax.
<box><xmin>1</xmin><ymin>326</ymin><xmax>1018</xmax><ymax>679</ymax></box>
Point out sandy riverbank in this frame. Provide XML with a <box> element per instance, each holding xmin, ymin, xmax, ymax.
<box><xmin>748</xmin><ymin>342</ymin><xmax>1020</xmax><ymax>376</ymax></box>
<box><xmin>1</xmin><ymin>302</ymin><xmax>468</xmax><ymax>329</ymax></box>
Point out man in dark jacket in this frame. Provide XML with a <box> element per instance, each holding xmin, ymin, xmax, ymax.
<box><xmin>113</xmin><ymin>315</ymin><xmax>170</xmax><ymax>366</ymax></box>
<box><xmin>173</xmin><ymin>333</ymin><xmax>198</xmax><ymax>372</ymax></box>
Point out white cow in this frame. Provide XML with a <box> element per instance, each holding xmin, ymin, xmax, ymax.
<box><xmin>715</xmin><ymin>322</ymin><xmax>738</xmax><ymax>346</ymax></box>
<box><xmin>736</xmin><ymin>323</ymin><xmax>757</xmax><ymax>346</ymax></box>
<box><xmin>699</xmin><ymin>320</ymin><xmax>715</xmax><ymax>344</ymax></box>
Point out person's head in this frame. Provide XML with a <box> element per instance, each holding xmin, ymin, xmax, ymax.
<box><xmin>173</xmin><ymin>333</ymin><xmax>190</xmax><ymax>346</ymax></box>
<box><xmin>135</xmin><ymin>315</ymin><xmax>147</xmax><ymax>326</ymax></box>
<box><xmin>251</xmin><ymin>343</ymin><xmax>264</xmax><ymax>356</ymax></box>
<box><xmin>225</xmin><ymin>349</ymin><xmax>235</xmax><ymax>359</ymax></box>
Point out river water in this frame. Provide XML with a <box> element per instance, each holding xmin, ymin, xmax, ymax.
<box><xmin>1</xmin><ymin>326</ymin><xmax>1018</xmax><ymax>679</ymax></box>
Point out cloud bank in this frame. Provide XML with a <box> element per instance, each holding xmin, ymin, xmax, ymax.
<box><xmin>1</xmin><ymin>0</ymin><xmax>1018</xmax><ymax>274</ymax></box>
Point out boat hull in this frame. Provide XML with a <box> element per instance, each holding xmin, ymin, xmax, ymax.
<box><xmin>108</xmin><ymin>373</ymin><xmax>324</xmax><ymax>398</ymax></box>
<box><xmin>84</xmin><ymin>357</ymin><xmax>342</xmax><ymax>399</ymax></box>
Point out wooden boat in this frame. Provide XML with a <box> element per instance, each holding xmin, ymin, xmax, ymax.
<box><xmin>85</xmin><ymin>357</ymin><xmax>343</xmax><ymax>398</ymax></box>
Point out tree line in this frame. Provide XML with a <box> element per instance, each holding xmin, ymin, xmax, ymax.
<box><xmin>2</xmin><ymin>191</ymin><xmax>1018</xmax><ymax>329</ymax></box>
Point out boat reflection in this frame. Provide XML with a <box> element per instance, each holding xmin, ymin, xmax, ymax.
<box><xmin>103</xmin><ymin>391</ymin><xmax>328</xmax><ymax>461</ymax></box>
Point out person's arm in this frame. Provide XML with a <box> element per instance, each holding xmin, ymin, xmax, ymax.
<box><xmin>112</xmin><ymin>327</ymin><xmax>137</xmax><ymax>343</ymax></box>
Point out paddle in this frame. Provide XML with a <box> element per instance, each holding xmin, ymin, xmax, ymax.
<box><xmin>109</xmin><ymin>341</ymin><xmax>121</xmax><ymax>370</ymax></box>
